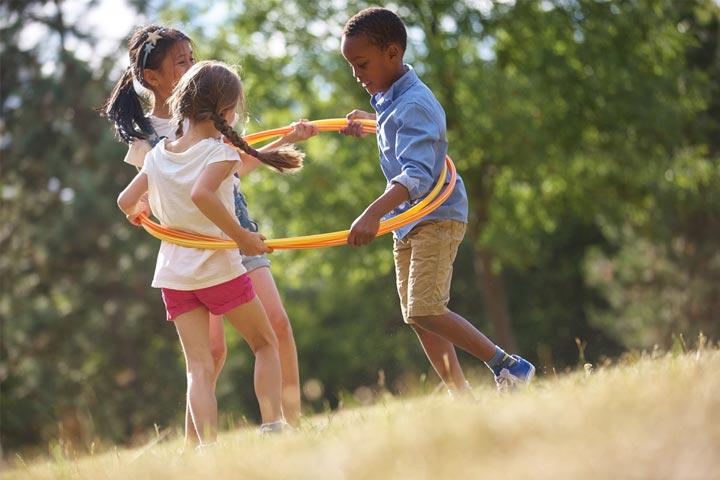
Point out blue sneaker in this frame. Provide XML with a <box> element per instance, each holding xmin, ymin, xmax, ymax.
<box><xmin>494</xmin><ymin>355</ymin><xmax>535</xmax><ymax>392</ymax></box>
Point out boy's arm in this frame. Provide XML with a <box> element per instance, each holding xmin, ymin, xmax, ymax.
<box><xmin>348</xmin><ymin>104</ymin><xmax>441</xmax><ymax>246</ymax></box>
<box><xmin>117</xmin><ymin>172</ymin><xmax>150</xmax><ymax>225</ymax></box>
<box><xmin>388</xmin><ymin>105</ymin><xmax>439</xmax><ymax>202</ymax></box>
<box><xmin>191</xmin><ymin>161</ymin><xmax>271</xmax><ymax>255</ymax></box>
<box><xmin>347</xmin><ymin>182</ymin><xmax>409</xmax><ymax>246</ymax></box>
<box><xmin>340</xmin><ymin>110</ymin><xmax>376</xmax><ymax>137</ymax></box>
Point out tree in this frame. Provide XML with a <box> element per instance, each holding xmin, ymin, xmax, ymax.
<box><xmin>1</xmin><ymin>0</ymin><xmax>187</xmax><ymax>452</ymax></box>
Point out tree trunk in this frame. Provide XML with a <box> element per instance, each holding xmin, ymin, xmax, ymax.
<box><xmin>466</xmin><ymin>174</ymin><xmax>518</xmax><ymax>352</ymax></box>
<box><xmin>472</xmin><ymin>247</ymin><xmax>518</xmax><ymax>352</ymax></box>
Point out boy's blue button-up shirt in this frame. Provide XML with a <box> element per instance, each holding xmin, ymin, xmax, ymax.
<box><xmin>370</xmin><ymin>64</ymin><xmax>468</xmax><ymax>240</ymax></box>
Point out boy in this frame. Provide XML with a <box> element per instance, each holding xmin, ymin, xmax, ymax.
<box><xmin>340</xmin><ymin>7</ymin><xmax>534</xmax><ymax>392</ymax></box>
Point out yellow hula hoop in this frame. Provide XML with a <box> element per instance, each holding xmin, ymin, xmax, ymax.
<box><xmin>137</xmin><ymin>118</ymin><xmax>457</xmax><ymax>250</ymax></box>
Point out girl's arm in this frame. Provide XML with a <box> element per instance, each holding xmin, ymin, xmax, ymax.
<box><xmin>236</xmin><ymin>120</ymin><xmax>318</xmax><ymax>177</ymax></box>
<box><xmin>117</xmin><ymin>172</ymin><xmax>150</xmax><ymax>225</ymax></box>
<box><xmin>191</xmin><ymin>161</ymin><xmax>271</xmax><ymax>256</ymax></box>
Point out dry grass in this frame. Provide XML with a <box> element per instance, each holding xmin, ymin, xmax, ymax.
<box><xmin>5</xmin><ymin>349</ymin><xmax>719</xmax><ymax>480</ymax></box>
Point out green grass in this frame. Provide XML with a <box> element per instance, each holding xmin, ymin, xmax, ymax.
<box><xmin>5</xmin><ymin>349</ymin><xmax>719</xmax><ymax>479</ymax></box>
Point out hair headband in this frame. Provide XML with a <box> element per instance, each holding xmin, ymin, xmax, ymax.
<box><xmin>140</xmin><ymin>30</ymin><xmax>164</xmax><ymax>71</ymax></box>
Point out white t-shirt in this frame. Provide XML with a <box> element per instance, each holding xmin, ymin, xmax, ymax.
<box><xmin>123</xmin><ymin>115</ymin><xmax>189</xmax><ymax>168</ymax></box>
<box><xmin>142</xmin><ymin>137</ymin><xmax>246</xmax><ymax>290</ymax></box>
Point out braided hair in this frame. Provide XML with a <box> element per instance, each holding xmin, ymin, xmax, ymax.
<box><xmin>169</xmin><ymin>61</ymin><xmax>304</xmax><ymax>173</ymax></box>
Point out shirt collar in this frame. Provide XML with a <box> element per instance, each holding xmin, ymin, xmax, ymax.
<box><xmin>371</xmin><ymin>64</ymin><xmax>418</xmax><ymax>112</ymax></box>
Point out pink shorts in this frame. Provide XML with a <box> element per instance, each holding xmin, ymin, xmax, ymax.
<box><xmin>161</xmin><ymin>274</ymin><xmax>256</xmax><ymax>321</ymax></box>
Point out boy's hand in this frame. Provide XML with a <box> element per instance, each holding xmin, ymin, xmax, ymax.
<box><xmin>348</xmin><ymin>210</ymin><xmax>381</xmax><ymax>246</ymax></box>
<box><xmin>283</xmin><ymin>119</ymin><xmax>319</xmax><ymax>144</ymax></box>
<box><xmin>235</xmin><ymin>231</ymin><xmax>272</xmax><ymax>256</ymax></box>
<box><xmin>340</xmin><ymin>110</ymin><xmax>375</xmax><ymax>137</ymax></box>
<box><xmin>126</xmin><ymin>193</ymin><xmax>151</xmax><ymax>226</ymax></box>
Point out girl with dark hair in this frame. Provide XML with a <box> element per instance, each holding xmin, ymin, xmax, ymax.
<box><xmin>103</xmin><ymin>26</ymin><xmax>315</xmax><ymax>443</ymax></box>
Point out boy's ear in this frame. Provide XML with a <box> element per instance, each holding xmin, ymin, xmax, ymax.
<box><xmin>387</xmin><ymin>43</ymin><xmax>402</xmax><ymax>61</ymax></box>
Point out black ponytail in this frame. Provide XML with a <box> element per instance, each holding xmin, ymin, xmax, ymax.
<box><xmin>100</xmin><ymin>67</ymin><xmax>153</xmax><ymax>144</ymax></box>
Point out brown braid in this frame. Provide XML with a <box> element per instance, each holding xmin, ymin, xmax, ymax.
<box><xmin>168</xmin><ymin>60</ymin><xmax>305</xmax><ymax>172</ymax></box>
<box><xmin>211</xmin><ymin>112</ymin><xmax>303</xmax><ymax>173</ymax></box>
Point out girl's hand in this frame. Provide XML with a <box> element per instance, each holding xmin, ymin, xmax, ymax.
<box><xmin>235</xmin><ymin>231</ymin><xmax>272</xmax><ymax>256</ymax></box>
<box><xmin>340</xmin><ymin>110</ymin><xmax>375</xmax><ymax>137</ymax></box>
<box><xmin>283</xmin><ymin>119</ymin><xmax>319</xmax><ymax>144</ymax></box>
<box><xmin>125</xmin><ymin>193</ymin><xmax>151</xmax><ymax>226</ymax></box>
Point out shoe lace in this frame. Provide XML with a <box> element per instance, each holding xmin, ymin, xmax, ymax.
<box><xmin>495</xmin><ymin>368</ymin><xmax>518</xmax><ymax>392</ymax></box>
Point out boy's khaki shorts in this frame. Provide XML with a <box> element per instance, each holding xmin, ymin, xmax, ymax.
<box><xmin>393</xmin><ymin>219</ymin><xmax>466</xmax><ymax>323</ymax></box>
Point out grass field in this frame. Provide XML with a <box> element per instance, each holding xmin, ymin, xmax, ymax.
<box><xmin>5</xmin><ymin>347</ymin><xmax>719</xmax><ymax>480</ymax></box>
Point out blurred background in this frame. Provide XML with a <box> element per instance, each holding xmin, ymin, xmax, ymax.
<box><xmin>2</xmin><ymin>0</ymin><xmax>718</xmax><ymax>456</ymax></box>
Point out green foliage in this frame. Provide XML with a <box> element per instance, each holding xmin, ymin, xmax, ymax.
<box><xmin>2</xmin><ymin>2</ymin><xmax>186</xmax><ymax>452</ymax></box>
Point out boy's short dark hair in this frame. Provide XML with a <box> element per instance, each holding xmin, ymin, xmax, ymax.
<box><xmin>343</xmin><ymin>7</ymin><xmax>407</xmax><ymax>52</ymax></box>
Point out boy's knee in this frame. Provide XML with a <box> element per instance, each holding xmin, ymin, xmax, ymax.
<box><xmin>408</xmin><ymin>315</ymin><xmax>428</xmax><ymax>328</ymax></box>
<box><xmin>410</xmin><ymin>324</ymin><xmax>426</xmax><ymax>337</ymax></box>
<box><xmin>408</xmin><ymin>313</ymin><xmax>443</xmax><ymax>329</ymax></box>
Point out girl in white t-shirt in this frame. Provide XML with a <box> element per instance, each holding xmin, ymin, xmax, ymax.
<box><xmin>102</xmin><ymin>25</ymin><xmax>316</xmax><ymax>442</ymax></box>
<box><xmin>117</xmin><ymin>60</ymin><xmax>305</xmax><ymax>443</ymax></box>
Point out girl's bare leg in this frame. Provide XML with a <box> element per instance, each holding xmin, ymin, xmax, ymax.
<box><xmin>185</xmin><ymin>313</ymin><xmax>227</xmax><ymax>445</ymax></box>
<box><xmin>249</xmin><ymin>267</ymin><xmax>301</xmax><ymax>425</ymax></box>
<box><xmin>174</xmin><ymin>307</ymin><xmax>218</xmax><ymax>445</ymax></box>
<box><xmin>224</xmin><ymin>296</ymin><xmax>283</xmax><ymax>424</ymax></box>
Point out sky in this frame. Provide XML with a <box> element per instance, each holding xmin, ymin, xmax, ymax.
<box><xmin>18</xmin><ymin>0</ymin><xmax>142</xmax><ymax>69</ymax></box>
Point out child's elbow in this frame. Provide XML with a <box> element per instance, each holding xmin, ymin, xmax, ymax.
<box><xmin>117</xmin><ymin>192</ymin><xmax>131</xmax><ymax>213</ymax></box>
<box><xmin>190</xmin><ymin>187</ymin><xmax>209</xmax><ymax>206</ymax></box>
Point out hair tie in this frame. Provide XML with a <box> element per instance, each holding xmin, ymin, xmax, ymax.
<box><xmin>246</xmin><ymin>146</ymin><xmax>260</xmax><ymax>158</ymax></box>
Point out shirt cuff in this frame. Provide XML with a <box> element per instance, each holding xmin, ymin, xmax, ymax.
<box><xmin>390</xmin><ymin>172</ymin><xmax>421</xmax><ymax>200</ymax></box>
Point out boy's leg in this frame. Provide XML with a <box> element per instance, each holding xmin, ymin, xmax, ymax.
<box><xmin>395</xmin><ymin>226</ymin><xmax>469</xmax><ymax>392</ymax></box>
<box><xmin>412</xmin><ymin>312</ymin><xmax>534</xmax><ymax>389</ymax></box>
<box><xmin>174</xmin><ymin>307</ymin><xmax>218</xmax><ymax>445</ymax></box>
<box><xmin>404</xmin><ymin>219</ymin><xmax>495</xmax><ymax>361</ymax></box>
<box><xmin>402</xmin><ymin>220</ymin><xmax>534</xmax><ymax>386</ymax></box>
<box><xmin>409</xmin><ymin>310</ymin><xmax>496</xmax><ymax>361</ymax></box>
<box><xmin>249</xmin><ymin>266</ymin><xmax>301</xmax><ymax>426</ymax></box>
<box><xmin>411</xmin><ymin>325</ymin><xmax>469</xmax><ymax>392</ymax></box>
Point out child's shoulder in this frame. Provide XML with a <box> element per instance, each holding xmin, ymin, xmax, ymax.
<box><xmin>405</xmin><ymin>81</ymin><xmax>443</xmax><ymax>109</ymax></box>
<box><xmin>392</xmin><ymin>94</ymin><xmax>445</xmax><ymax>130</ymax></box>
<box><xmin>205</xmin><ymin>138</ymin><xmax>241</xmax><ymax>162</ymax></box>
<box><xmin>123</xmin><ymin>139</ymin><xmax>152</xmax><ymax>168</ymax></box>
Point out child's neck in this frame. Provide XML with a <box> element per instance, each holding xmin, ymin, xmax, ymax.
<box><xmin>390</xmin><ymin>63</ymin><xmax>407</xmax><ymax>84</ymax></box>
<box><xmin>151</xmin><ymin>94</ymin><xmax>171</xmax><ymax>119</ymax></box>
<box><xmin>170</xmin><ymin>120</ymin><xmax>220</xmax><ymax>152</ymax></box>
<box><xmin>382</xmin><ymin>63</ymin><xmax>409</xmax><ymax>95</ymax></box>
